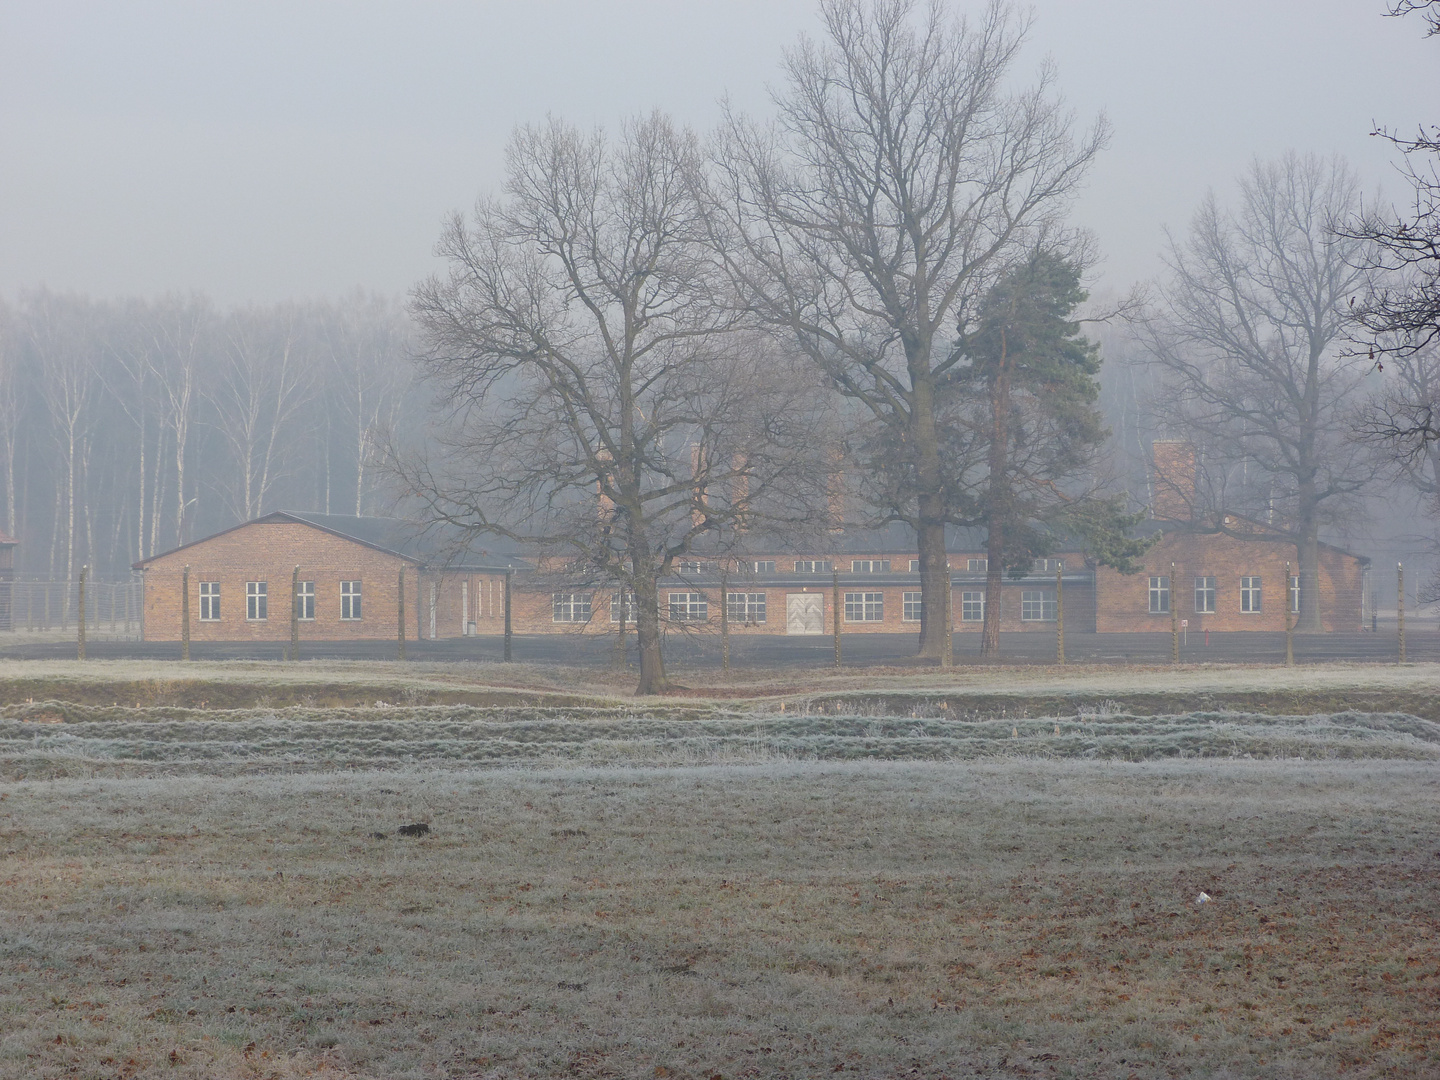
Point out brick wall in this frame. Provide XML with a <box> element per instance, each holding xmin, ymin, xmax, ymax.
<box><xmin>141</xmin><ymin>522</ymin><xmax>416</xmax><ymax>642</ymax></box>
<box><xmin>1094</xmin><ymin>531</ymin><xmax>1365</xmax><ymax>633</ymax></box>
<box><xmin>141</xmin><ymin>525</ymin><xmax>1366</xmax><ymax>641</ymax></box>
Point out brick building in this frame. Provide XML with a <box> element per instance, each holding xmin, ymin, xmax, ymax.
<box><xmin>135</xmin><ymin>456</ymin><xmax>1370</xmax><ymax>643</ymax></box>
<box><xmin>133</xmin><ymin>511</ymin><xmax>527</xmax><ymax>643</ymax></box>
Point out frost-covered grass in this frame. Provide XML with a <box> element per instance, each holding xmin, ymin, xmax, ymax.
<box><xmin>1</xmin><ymin>701</ymin><xmax>1439</xmax><ymax>780</ymax></box>
<box><xmin>2</xmin><ymin>657</ymin><xmax>1439</xmax><ymax>705</ymax></box>
<box><xmin>1</xmin><ymin>759</ymin><xmax>1437</xmax><ymax>1079</ymax></box>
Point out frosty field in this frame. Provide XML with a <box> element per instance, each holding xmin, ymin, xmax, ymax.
<box><xmin>0</xmin><ymin>661</ymin><xmax>1437</xmax><ymax>1078</ymax></box>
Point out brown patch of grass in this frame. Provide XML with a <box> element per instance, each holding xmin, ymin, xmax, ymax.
<box><xmin>1</xmin><ymin>760</ymin><xmax>1437</xmax><ymax>1078</ymax></box>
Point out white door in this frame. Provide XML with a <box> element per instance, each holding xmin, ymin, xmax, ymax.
<box><xmin>786</xmin><ymin>593</ymin><xmax>825</xmax><ymax>635</ymax></box>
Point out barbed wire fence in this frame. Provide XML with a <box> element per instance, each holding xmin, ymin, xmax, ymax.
<box><xmin>1</xmin><ymin>576</ymin><xmax>144</xmax><ymax>639</ymax></box>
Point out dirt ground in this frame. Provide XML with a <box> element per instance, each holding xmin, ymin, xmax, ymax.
<box><xmin>1</xmin><ymin>758</ymin><xmax>1437</xmax><ymax>1079</ymax></box>
<box><xmin>1</xmin><ymin>661</ymin><xmax>1437</xmax><ymax>1078</ymax></box>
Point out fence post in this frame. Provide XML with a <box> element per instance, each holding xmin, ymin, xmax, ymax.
<box><xmin>397</xmin><ymin>566</ymin><xmax>406</xmax><ymax>660</ymax></box>
<box><xmin>614</xmin><ymin>585</ymin><xmax>626</xmax><ymax>670</ymax></box>
<box><xmin>1055</xmin><ymin>563</ymin><xmax>1064</xmax><ymax>665</ymax></box>
<box><xmin>77</xmin><ymin>566</ymin><xmax>87</xmax><ymax>661</ymax></box>
<box><xmin>290</xmin><ymin>565</ymin><xmax>300</xmax><ymax>662</ymax></box>
<box><xmin>1171</xmin><ymin>561</ymin><xmax>1179</xmax><ymax>665</ymax></box>
<box><xmin>720</xmin><ymin>567</ymin><xmax>730</xmax><ymax>673</ymax></box>
<box><xmin>503</xmin><ymin>569</ymin><xmax>513</xmax><ymax>661</ymax></box>
<box><xmin>833</xmin><ymin>569</ymin><xmax>842</xmax><ymax>668</ymax></box>
<box><xmin>181</xmin><ymin>565</ymin><xmax>191</xmax><ymax>661</ymax></box>
<box><xmin>1398</xmin><ymin>562</ymin><xmax>1406</xmax><ymax>664</ymax></box>
<box><xmin>1284</xmin><ymin>560</ymin><xmax>1294</xmax><ymax>667</ymax></box>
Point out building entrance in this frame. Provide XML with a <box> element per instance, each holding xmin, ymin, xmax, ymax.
<box><xmin>786</xmin><ymin>593</ymin><xmax>824</xmax><ymax>635</ymax></box>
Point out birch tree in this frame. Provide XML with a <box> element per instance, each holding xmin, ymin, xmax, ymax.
<box><xmin>211</xmin><ymin>305</ymin><xmax>317</xmax><ymax>521</ymax></box>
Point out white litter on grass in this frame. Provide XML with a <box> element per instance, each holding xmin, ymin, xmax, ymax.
<box><xmin>1195</xmin><ymin>891</ymin><xmax>1212</xmax><ymax>905</ymax></box>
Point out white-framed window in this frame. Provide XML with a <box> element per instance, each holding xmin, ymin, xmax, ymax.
<box><xmin>738</xmin><ymin>560</ymin><xmax>775</xmax><ymax>575</ymax></box>
<box><xmin>340</xmin><ymin>580</ymin><xmax>361</xmax><ymax>620</ymax></box>
<box><xmin>1194</xmin><ymin>576</ymin><xmax>1216</xmax><ymax>614</ymax></box>
<box><xmin>902</xmin><ymin>591</ymin><xmax>923</xmax><ymax>622</ymax></box>
<box><xmin>851</xmin><ymin>559</ymin><xmax>890</xmax><ymax>573</ymax></box>
<box><xmin>794</xmin><ymin>559</ymin><xmax>832</xmax><ymax>574</ymax></box>
<box><xmin>1148</xmin><ymin>575</ymin><xmax>1170</xmax><ymax>614</ymax></box>
<box><xmin>961</xmin><ymin>591</ymin><xmax>985</xmax><ymax>622</ymax></box>
<box><xmin>296</xmin><ymin>580</ymin><xmax>315</xmax><ymax>621</ymax></box>
<box><xmin>844</xmin><ymin>591</ymin><xmax>884</xmax><ymax>622</ymax></box>
<box><xmin>726</xmin><ymin>591</ymin><xmax>766</xmax><ymax>624</ymax></box>
<box><xmin>967</xmin><ymin>557</ymin><xmax>988</xmax><ymax>572</ymax></box>
<box><xmin>668</xmin><ymin>592</ymin><xmax>708</xmax><ymax>621</ymax></box>
<box><xmin>676</xmin><ymin>560</ymin><xmax>705</xmax><ymax>575</ymax></box>
<box><xmin>246</xmin><ymin>581</ymin><xmax>267</xmax><ymax>621</ymax></box>
<box><xmin>910</xmin><ymin>558</ymin><xmax>954</xmax><ymax>572</ymax></box>
<box><xmin>1289</xmin><ymin>574</ymin><xmax>1300</xmax><ymax>614</ymax></box>
<box><xmin>609</xmin><ymin>590</ymin><xmax>636</xmax><ymax>624</ymax></box>
<box><xmin>198</xmin><ymin>581</ymin><xmax>220</xmax><ymax>621</ymax></box>
<box><xmin>1021</xmin><ymin>589</ymin><xmax>1057</xmax><ymax>621</ymax></box>
<box><xmin>1240</xmin><ymin>576</ymin><xmax>1262</xmax><ymax>613</ymax></box>
<box><xmin>1033</xmin><ymin>558</ymin><xmax>1064</xmax><ymax>573</ymax></box>
<box><xmin>553</xmin><ymin>592</ymin><xmax>592</xmax><ymax>623</ymax></box>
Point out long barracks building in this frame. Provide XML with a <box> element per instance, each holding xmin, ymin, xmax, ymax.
<box><xmin>133</xmin><ymin>498</ymin><xmax>1370</xmax><ymax>644</ymax></box>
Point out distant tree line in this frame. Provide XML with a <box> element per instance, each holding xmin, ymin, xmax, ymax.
<box><xmin>0</xmin><ymin>291</ymin><xmax>417</xmax><ymax>581</ymax></box>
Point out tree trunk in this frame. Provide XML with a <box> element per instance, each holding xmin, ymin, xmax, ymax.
<box><xmin>915</xmin><ymin>513</ymin><xmax>950</xmax><ymax>665</ymax></box>
<box><xmin>1296</xmin><ymin>518</ymin><xmax>1324</xmax><ymax>633</ymax></box>
<box><xmin>910</xmin><ymin>365</ymin><xmax>952</xmax><ymax>665</ymax></box>
<box><xmin>981</xmin><ymin>522</ymin><xmax>1004</xmax><ymax>658</ymax></box>
<box><xmin>980</xmin><ymin>330</ymin><xmax>1012</xmax><ymax>659</ymax></box>
<box><xmin>631</xmin><ymin>570</ymin><xmax>667</xmax><ymax>694</ymax></box>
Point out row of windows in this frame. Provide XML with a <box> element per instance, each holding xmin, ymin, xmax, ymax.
<box><xmin>666</xmin><ymin>557</ymin><xmax>1062</xmax><ymax>575</ymax></box>
<box><xmin>553</xmin><ymin>590</ymin><xmax>1052</xmax><ymax>624</ymax></box>
<box><xmin>196</xmin><ymin>581</ymin><xmax>362</xmax><ymax>622</ymax></box>
<box><xmin>1147</xmin><ymin>575</ymin><xmax>1299</xmax><ymax>615</ymax></box>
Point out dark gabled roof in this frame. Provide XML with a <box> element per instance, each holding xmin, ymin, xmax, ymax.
<box><xmin>133</xmin><ymin>511</ymin><xmax>531</xmax><ymax>572</ymax></box>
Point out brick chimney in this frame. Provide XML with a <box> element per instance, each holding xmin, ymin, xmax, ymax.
<box><xmin>1150</xmin><ymin>440</ymin><xmax>1196</xmax><ymax>521</ymax></box>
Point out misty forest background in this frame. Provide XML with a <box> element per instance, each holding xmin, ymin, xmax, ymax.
<box><xmin>0</xmin><ymin>288</ymin><xmax>1426</xmax><ymax>600</ymax></box>
<box><xmin>1</xmin><ymin>8</ymin><xmax>1437</xmax><ymax>614</ymax></box>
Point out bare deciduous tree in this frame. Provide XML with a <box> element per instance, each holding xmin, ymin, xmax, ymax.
<box><xmin>405</xmin><ymin>113</ymin><xmax>827</xmax><ymax>694</ymax></box>
<box><xmin>323</xmin><ymin>292</ymin><xmax>412</xmax><ymax>517</ymax></box>
<box><xmin>1146</xmin><ymin>153</ymin><xmax>1374</xmax><ymax>632</ymax></box>
<box><xmin>0</xmin><ymin>301</ymin><xmax>19</xmax><ymax>538</ymax></box>
<box><xmin>211</xmin><ymin>306</ymin><xmax>317</xmax><ymax>522</ymax></box>
<box><xmin>26</xmin><ymin>291</ymin><xmax>102</xmax><ymax>591</ymax></box>
<box><xmin>708</xmin><ymin>0</ymin><xmax>1105</xmax><ymax>664</ymax></box>
<box><xmin>1356</xmin><ymin>344</ymin><xmax>1440</xmax><ymax>594</ymax></box>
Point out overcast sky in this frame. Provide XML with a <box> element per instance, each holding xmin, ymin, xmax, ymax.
<box><xmin>0</xmin><ymin>0</ymin><xmax>1435</xmax><ymax>304</ymax></box>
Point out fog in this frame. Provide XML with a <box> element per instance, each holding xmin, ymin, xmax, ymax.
<box><xmin>1</xmin><ymin>1</ymin><xmax>1434</xmax><ymax>301</ymax></box>
<box><xmin>0</xmin><ymin>0</ymin><xmax>1436</xmax><ymax>613</ymax></box>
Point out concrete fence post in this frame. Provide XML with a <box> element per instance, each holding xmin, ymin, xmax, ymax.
<box><xmin>181</xmin><ymin>564</ymin><xmax>191</xmax><ymax>661</ymax></box>
<box><xmin>1284</xmin><ymin>560</ymin><xmax>1294</xmax><ymax>667</ymax></box>
<box><xmin>1398</xmin><ymin>562</ymin><xmax>1406</xmax><ymax>664</ymax></box>
<box><xmin>1055</xmin><ymin>563</ymin><xmax>1064</xmax><ymax>666</ymax></box>
<box><xmin>397</xmin><ymin>566</ymin><xmax>406</xmax><ymax>661</ymax></box>
<box><xmin>720</xmin><ymin>567</ymin><xmax>730</xmax><ymax>674</ymax></box>
<box><xmin>503</xmin><ymin>569</ymin><xmax>513</xmax><ymax>662</ymax></box>
<box><xmin>77</xmin><ymin>565</ymin><xmax>87</xmax><ymax>661</ymax></box>
<box><xmin>1170</xmin><ymin>561</ymin><xmax>1179</xmax><ymax>665</ymax></box>
<box><xmin>290</xmin><ymin>565</ymin><xmax>300</xmax><ymax>662</ymax></box>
